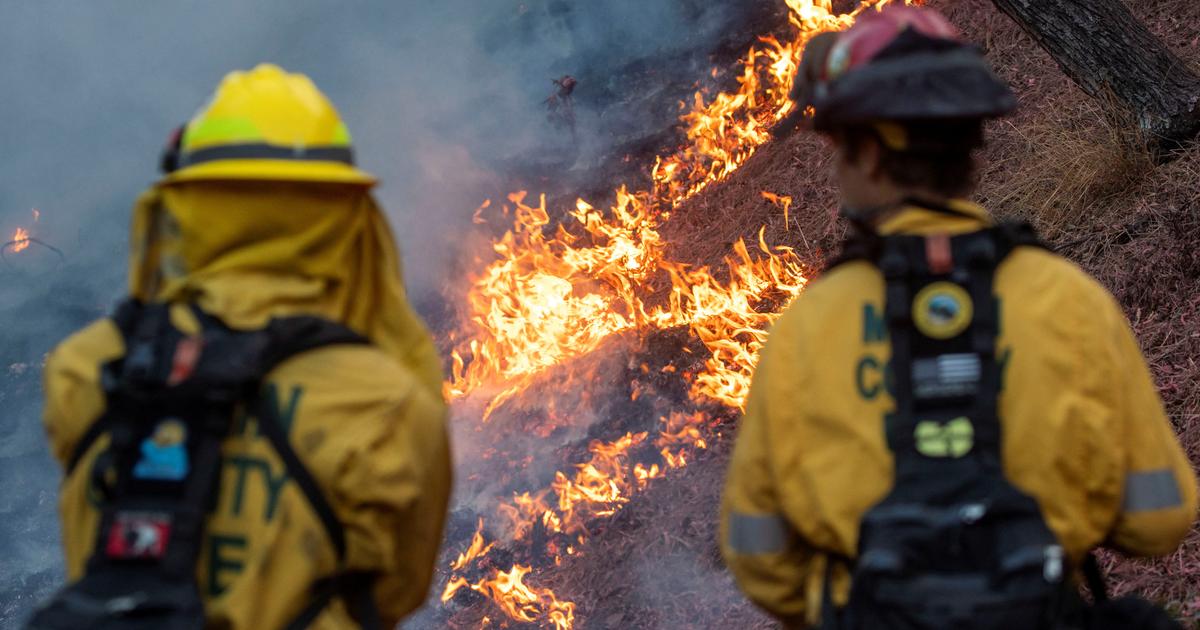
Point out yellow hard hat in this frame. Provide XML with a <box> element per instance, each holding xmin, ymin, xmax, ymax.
<box><xmin>162</xmin><ymin>63</ymin><xmax>375</xmax><ymax>185</ymax></box>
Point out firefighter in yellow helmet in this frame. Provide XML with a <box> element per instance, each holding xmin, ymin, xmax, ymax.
<box><xmin>34</xmin><ymin>64</ymin><xmax>450</xmax><ymax>629</ymax></box>
<box><xmin>721</xmin><ymin>6</ymin><xmax>1197</xmax><ymax>629</ymax></box>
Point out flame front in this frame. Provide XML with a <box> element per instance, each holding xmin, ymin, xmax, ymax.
<box><xmin>442</xmin><ymin>1</ymin><xmax>910</xmax><ymax>627</ymax></box>
<box><xmin>441</xmin><ymin>565</ymin><xmax>576</xmax><ymax>630</ymax></box>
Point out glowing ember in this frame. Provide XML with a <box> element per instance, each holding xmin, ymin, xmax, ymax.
<box><xmin>10</xmin><ymin>227</ymin><xmax>30</xmax><ymax>253</ymax></box>
<box><xmin>10</xmin><ymin>209</ymin><xmax>40</xmax><ymax>254</ymax></box>
<box><xmin>442</xmin><ymin>1</ymin><xmax>912</xmax><ymax>626</ymax></box>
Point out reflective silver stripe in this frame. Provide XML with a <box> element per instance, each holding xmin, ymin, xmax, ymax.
<box><xmin>1123</xmin><ymin>469</ymin><xmax>1183</xmax><ymax>513</ymax></box>
<box><xmin>180</xmin><ymin>143</ymin><xmax>356</xmax><ymax>167</ymax></box>
<box><xmin>728</xmin><ymin>512</ymin><xmax>790</xmax><ymax>554</ymax></box>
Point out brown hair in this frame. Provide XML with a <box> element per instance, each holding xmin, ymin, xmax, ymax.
<box><xmin>837</xmin><ymin>119</ymin><xmax>984</xmax><ymax>198</ymax></box>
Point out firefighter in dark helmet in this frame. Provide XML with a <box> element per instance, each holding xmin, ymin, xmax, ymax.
<box><xmin>721</xmin><ymin>6</ymin><xmax>1196</xmax><ymax>629</ymax></box>
<box><xmin>35</xmin><ymin>64</ymin><xmax>450</xmax><ymax>629</ymax></box>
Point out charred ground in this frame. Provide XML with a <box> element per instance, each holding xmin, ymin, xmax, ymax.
<box><xmin>459</xmin><ymin>0</ymin><xmax>1200</xmax><ymax>626</ymax></box>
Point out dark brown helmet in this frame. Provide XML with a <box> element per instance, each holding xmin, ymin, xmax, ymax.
<box><xmin>788</xmin><ymin>5</ymin><xmax>1015</xmax><ymax>134</ymax></box>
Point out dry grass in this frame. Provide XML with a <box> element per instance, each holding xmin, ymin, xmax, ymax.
<box><xmin>980</xmin><ymin>95</ymin><xmax>1156</xmax><ymax>239</ymax></box>
<box><xmin>451</xmin><ymin>0</ymin><xmax>1200</xmax><ymax>626</ymax></box>
<box><xmin>652</xmin><ymin>0</ymin><xmax>1200</xmax><ymax>625</ymax></box>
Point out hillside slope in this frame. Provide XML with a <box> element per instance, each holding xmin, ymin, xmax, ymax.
<box><xmin>531</xmin><ymin>0</ymin><xmax>1200</xmax><ymax>625</ymax></box>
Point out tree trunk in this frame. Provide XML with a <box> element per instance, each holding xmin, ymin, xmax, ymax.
<box><xmin>990</xmin><ymin>0</ymin><xmax>1200</xmax><ymax>155</ymax></box>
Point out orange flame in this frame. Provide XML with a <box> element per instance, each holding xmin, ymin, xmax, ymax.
<box><xmin>10</xmin><ymin>227</ymin><xmax>30</xmax><ymax>253</ymax></box>
<box><xmin>443</xmin><ymin>1</ymin><xmax>911</xmax><ymax>626</ymax></box>
<box><xmin>10</xmin><ymin>209</ymin><xmax>40</xmax><ymax>254</ymax></box>
<box><xmin>450</xmin><ymin>518</ymin><xmax>496</xmax><ymax>572</ymax></box>
<box><xmin>441</xmin><ymin>565</ymin><xmax>576</xmax><ymax>630</ymax></box>
<box><xmin>762</xmin><ymin>191</ymin><xmax>793</xmax><ymax>229</ymax></box>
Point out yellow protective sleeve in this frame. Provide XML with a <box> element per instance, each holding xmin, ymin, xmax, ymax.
<box><xmin>332</xmin><ymin>368</ymin><xmax>452</xmax><ymax>623</ymax></box>
<box><xmin>1102</xmin><ymin>298</ymin><xmax>1199</xmax><ymax>556</ymax></box>
<box><xmin>42</xmin><ymin>320</ymin><xmax>124</xmax><ymax>468</ymax></box>
<box><xmin>721</xmin><ymin>342</ymin><xmax>816</xmax><ymax>628</ymax></box>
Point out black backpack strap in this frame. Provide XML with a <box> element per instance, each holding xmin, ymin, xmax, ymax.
<box><xmin>248</xmin><ymin>316</ymin><xmax>381</xmax><ymax>630</ymax></box>
<box><xmin>818</xmin><ymin>553</ymin><xmax>855</xmax><ymax>630</ymax></box>
<box><xmin>261</xmin><ymin>316</ymin><xmax>370</xmax><ymax>372</ymax></box>
<box><xmin>254</xmin><ymin>387</ymin><xmax>348</xmax><ymax>557</ymax></box>
<box><xmin>66</xmin><ymin>414</ymin><xmax>114</xmax><ymax>476</ymax></box>
<box><xmin>827</xmin><ymin>213</ymin><xmax>885</xmax><ymax>271</ymax></box>
<box><xmin>1081</xmin><ymin>553</ymin><xmax>1109</xmax><ymax>603</ymax></box>
<box><xmin>284</xmin><ymin>572</ymin><xmax>382</xmax><ymax>630</ymax></box>
<box><xmin>883</xmin><ymin>227</ymin><xmax>1024</xmax><ymax>477</ymax></box>
<box><xmin>961</xmin><ymin>231</ymin><xmax>1003</xmax><ymax>460</ymax></box>
<box><xmin>994</xmin><ymin>220</ymin><xmax>1050</xmax><ymax>258</ymax></box>
<box><xmin>879</xmin><ymin>236</ymin><xmax>920</xmax><ymax>460</ymax></box>
<box><xmin>64</xmin><ymin>298</ymin><xmax>147</xmax><ymax>476</ymax></box>
<box><xmin>80</xmin><ymin>300</ymin><xmax>240</xmax><ymax>585</ymax></box>
<box><xmin>248</xmin><ymin>315</ymin><xmax>368</xmax><ymax>561</ymax></box>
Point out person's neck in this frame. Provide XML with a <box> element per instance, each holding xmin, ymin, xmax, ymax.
<box><xmin>858</xmin><ymin>188</ymin><xmax>956</xmax><ymax>227</ymax></box>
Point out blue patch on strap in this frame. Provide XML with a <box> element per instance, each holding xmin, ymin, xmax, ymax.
<box><xmin>132</xmin><ymin>419</ymin><xmax>190</xmax><ymax>481</ymax></box>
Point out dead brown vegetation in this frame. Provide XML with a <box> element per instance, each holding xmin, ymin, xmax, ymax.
<box><xmin>590</xmin><ymin>0</ymin><xmax>1200</xmax><ymax>625</ymax></box>
<box><xmin>454</xmin><ymin>0</ymin><xmax>1200</xmax><ymax>626</ymax></box>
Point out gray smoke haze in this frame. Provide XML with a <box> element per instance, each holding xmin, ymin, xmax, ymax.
<box><xmin>0</xmin><ymin>1</ymin><xmax>748</xmax><ymax>626</ymax></box>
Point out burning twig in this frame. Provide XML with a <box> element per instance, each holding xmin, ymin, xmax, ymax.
<box><xmin>3</xmin><ymin>208</ymin><xmax>62</xmax><ymax>270</ymax></box>
<box><xmin>2</xmin><ymin>236</ymin><xmax>66</xmax><ymax>270</ymax></box>
<box><xmin>545</xmin><ymin>75</ymin><xmax>578</xmax><ymax>136</ymax></box>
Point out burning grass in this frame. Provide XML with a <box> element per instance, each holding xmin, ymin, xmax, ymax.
<box><xmin>432</xmin><ymin>0</ymin><xmax>1200</xmax><ymax>626</ymax></box>
<box><xmin>661</xmin><ymin>0</ymin><xmax>1200</xmax><ymax>623</ymax></box>
<box><xmin>435</xmin><ymin>2</ymin><xmax>896</xmax><ymax>625</ymax></box>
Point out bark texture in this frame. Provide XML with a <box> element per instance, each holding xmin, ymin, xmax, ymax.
<box><xmin>991</xmin><ymin>0</ymin><xmax>1200</xmax><ymax>152</ymax></box>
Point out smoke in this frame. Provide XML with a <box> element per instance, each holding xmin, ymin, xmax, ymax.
<box><xmin>0</xmin><ymin>0</ymin><xmax>753</xmax><ymax>626</ymax></box>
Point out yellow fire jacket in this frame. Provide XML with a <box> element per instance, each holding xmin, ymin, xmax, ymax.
<box><xmin>721</xmin><ymin>201</ymin><xmax>1198</xmax><ymax>628</ymax></box>
<box><xmin>43</xmin><ymin>181</ymin><xmax>451</xmax><ymax>629</ymax></box>
<box><xmin>44</xmin><ymin>310</ymin><xmax>450</xmax><ymax>629</ymax></box>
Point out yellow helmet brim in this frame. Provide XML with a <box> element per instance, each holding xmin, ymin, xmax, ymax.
<box><xmin>162</xmin><ymin>158</ymin><xmax>376</xmax><ymax>186</ymax></box>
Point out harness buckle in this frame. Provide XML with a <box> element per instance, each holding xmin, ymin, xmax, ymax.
<box><xmin>924</xmin><ymin>233</ymin><xmax>953</xmax><ymax>274</ymax></box>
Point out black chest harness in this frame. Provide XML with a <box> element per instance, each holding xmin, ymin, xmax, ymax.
<box><xmin>822</xmin><ymin>203</ymin><xmax>1075</xmax><ymax>629</ymax></box>
<box><xmin>29</xmin><ymin>300</ymin><xmax>380</xmax><ymax>630</ymax></box>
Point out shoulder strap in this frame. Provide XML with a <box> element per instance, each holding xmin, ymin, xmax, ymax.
<box><xmin>65</xmin><ymin>299</ymin><xmax>145</xmax><ymax>475</ymax></box>
<box><xmin>253</xmin><ymin>376</ymin><xmax>349</xmax><ymax>558</ymax></box>
<box><xmin>218</xmin><ymin>313</ymin><xmax>378</xmax><ymax>629</ymax></box>
<box><xmin>1081</xmin><ymin>553</ymin><xmax>1109</xmax><ymax>603</ymax></box>
<box><xmin>994</xmin><ymin>220</ymin><xmax>1050</xmax><ymax>257</ymax></box>
<box><xmin>828</xmin><ymin>201</ymin><xmax>1049</xmax><ymax>271</ymax></box>
<box><xmin>284</xmin><ymin>572</ymin><xmax>382</xmax><ymax>630</ymax></box>
<box><xmin>250</xmin><ymin>316</ymin><xmax>380</xmax><ymax>630</ymax></box>
<box><xmin>262</xmin><ymin>315</ymin><xmax>369</xmax><ymax>374</ymax></box>
<box><xmin>828</xmin><ymin>223</ymin><xmax>881</xmax><ymax>269</ymax></box>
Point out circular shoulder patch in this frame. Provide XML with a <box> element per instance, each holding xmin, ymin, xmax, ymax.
<box><xmin>912</xmin><ymin>282</ymin><xmax>973</xmax><ymax>339</ymax></box>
